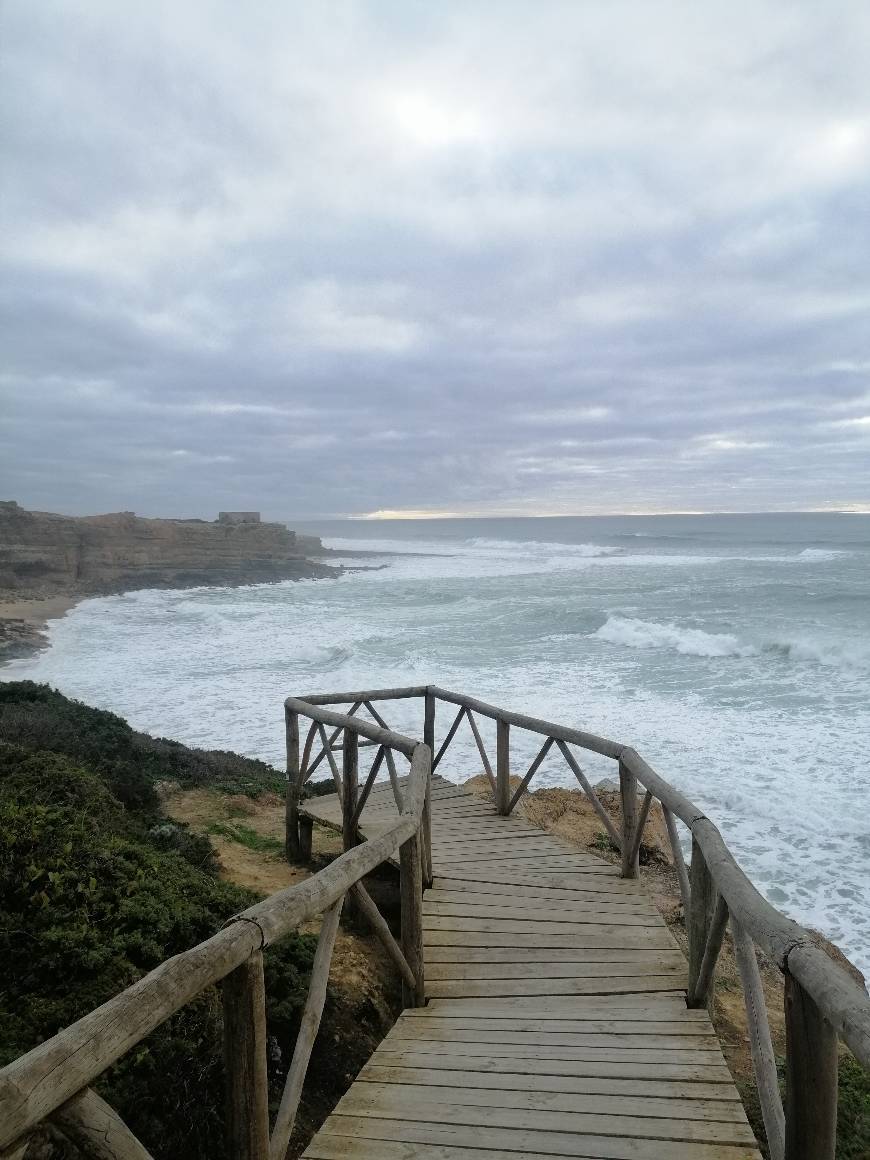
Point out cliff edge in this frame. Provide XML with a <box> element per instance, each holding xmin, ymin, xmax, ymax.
<box><xmin>0</xmin><ymin>501</ymin><xmax>338</xmax><ymax>658</ymax></box>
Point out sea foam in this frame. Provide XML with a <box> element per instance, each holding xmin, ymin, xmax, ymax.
<box><xmin>591</xmin><ymin>616</ymin><xmax>756</xmax><ymax>658</ymax></box>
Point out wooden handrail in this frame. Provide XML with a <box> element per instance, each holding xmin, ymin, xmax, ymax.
<box><xmin>0</xmin><ymin>719</ymin><xmax>430</xmax><ymax>1154</ymax></box>
<box><xmin>3</xmin><ymin>683</ymin><xmax>868</xmax><ymax>1160</ymax></box>
<box><xmin>294</xmin><ymin>686</ymin><xmax>870</xmax><ymax>1073</ymax></box>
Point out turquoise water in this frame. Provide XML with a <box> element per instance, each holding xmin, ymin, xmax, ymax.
<box><xmin>5</xmin><ymin>512</ymin><xmax>869</xmax><ymax>971</ymax></box>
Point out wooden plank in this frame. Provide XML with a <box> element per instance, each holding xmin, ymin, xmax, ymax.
<box><xmin>426</xmin><ymin>960</ymin><xmax>686</xmax><ymax>981</ymax></box>
<box><xmin>372</xmin><ymin>1039</ymin><xmax>725</xmax><ymax>1064</ymax></box>
<box><xmin>305</xmin><ymin>1117</ymin><xmax>761</xmax><ymax>1159</ymax></box>
<box><xmin>424</xmin><ymin>945</ymin><xmax>686</xmax><ymax>966</ymax></box>
<box><xmin>428</xmin><ymin>824</ymin><xmax>553</xmax><ymax>840</ymax></box>
<box><xmin>333</xmin><ymin>1088</ymin><xmax>758</xmax><ymax>1144</ymax></box>
<box><xmin>434</xmin><ymin>860</ymin><xmax>623</xmax><ymax>877</ymax></box>
<box><xmin>426</xmin><ymin>977</ymin><xmax>687</xmax><ymax>998</ymax></box>
<box><xmin>428</xmin><ymin>842</ymin><xmax>595</xmax><ymax>862</ymax></box>
<box><xmin>422</xmin><ymin>914</ymin><xmax>675</xmax><ymax>938</ymax></box>
<box><xmin>387</xmin><ymin>1020</ymin><xmax>714</xmax><ymax>1039</ymax></box>
<box><xmin>403</xmin><ymin>1003</ymin><xmax>708</xmax><ymax>1021</ymax></box>
<box><xmin>425</xmin><ymin>889</ymin><xmax>653</xmax><ymax>911</ymax></box>
<box><xmin>389</xmin><ymin>1026</ymin><xmax>720</xmax><ymax>1050</ymax></box>
<box><xmin>426</xmin><ymin>881</ymin><xmax>652</xmax><ymax>905</ymax></box>
<box><xmin>358</xmin><ymin>1063</ymin><xmax>743</xmax><ymax>1101</ymax></box>
<box><xmin>423</xmin><ymin>902</ymin><xmax>659</xmax><ymax>926</ymax></box>
<box><xmin>431</xmin><ymin>873</ymin><xmax>643</xmax><ymax>895</ymax></box>
<box><xmin>305</xmin><ymin>1136</ymin><xmax>759</xmax><ymax>1160</ymax></box>
<box><xmin>427</xmin><ymin>990</ymin><xmax>690</xmax><ymax>1008</ymax></box>
<box><xmin>365</xmin><ymin>1049</ymin><xmax>735</xmax><ymax>1081</ymax></box>
<box><xmin>398</xmin><ymin>1015</ymin><xmax>713</xmax><ymax>1033</ymax></box>
<box><xmin>424</xmin><ymin>930</ymin><xmax>678</xmax><ymax>951</ymax></box>
<box><xmin>351</xmin><ymin>1077</ymin><xmax>747</xmax><ymax>1122</ymax></box>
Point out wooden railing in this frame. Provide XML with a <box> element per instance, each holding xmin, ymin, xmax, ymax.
<box><xmin>285</xmin><ymin>685</ymin><xmax>870</xmax><ymax>1160</ymax></box>
<box><xmin>3</xmin><ymin>684</ymin><xmax>869</xmax><ymax>1160</ymax></box>
<box><xmin>0</xmin><ymin>702</ymin><xmax>430</xmax><ymax>1160</ymax></box>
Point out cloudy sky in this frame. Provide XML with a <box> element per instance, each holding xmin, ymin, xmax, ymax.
<box><xmin>2</xmin><ymin>1</ymin><xmax>869</xmax><ymax>520</ymax></box>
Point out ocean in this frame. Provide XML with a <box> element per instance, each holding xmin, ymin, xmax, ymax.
<box><xmin>4</xmin><ymin>512</ymin><xmax>869</xmax><ymax>972</ymax></box>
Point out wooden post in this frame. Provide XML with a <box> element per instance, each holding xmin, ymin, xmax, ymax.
<box><xmin>422</xmin><ymin>692</ymin><xmax>435</xmax><ymax>887</ymax></box>
<box><xmin>270</xmin><ymin>899</ymin><xmax>343</xmax><ymax>1160</ymax></box>
<box><xmin>687</xmin><ymin>836</ymin><xmax>715</xmax><ymax>1010</ymax></box>
<box><xmin>688</xmin><ymin>892</ymin><xmax>728</xmax><ymax>1009</ymax></box>
<box><xmin>350</xmin><ymin>882</ymin><xmax>416</xmax><ymax>992</ymax></box>
<box><xmin>222</xmin><ymin>950</ymin><xmax>269</xmax><ymax>1160</ymax></box>
<box><xmin>400</xmin><ymin>829</ymin><xmax>425</xmax><ymax>1007</ymax></box>
<box><xmin>784</xmin><ymin>971</ymin><xmax>837</xmax><ymax>1160</ymax></box>
<box><xmin>662</xmin><ymin>804</ymin><xmax>691</xmax><ymax>915</ymax></box>
<box><xmin>285</xmin><ymin>708</ymin><xmax>301</xmax><ymax>861</ymax></box>
<box><xmin>619</xmin><ymin>759</ymin><xmax>638</xmax><ymax>879</ymax></box>
<box><xmin>731</xmin><ymin>919</ymin><xmax>785</xmax><ymax>1160</ymax></box>
<box><xmin>495</xmin><ymin>718</ymin><xmax>510</xmax><ymax>815</ymax></box>
<box><xmin>341</xmin><ymin>728</ymin><xmax>359</xmax><ymax>853</ymax></box>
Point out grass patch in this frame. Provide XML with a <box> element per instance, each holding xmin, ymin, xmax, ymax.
<box><xmin>208</xmin><ymin>821</ymin><xmax>284</xmax><ymax>855</ymax></box>
<box><xmin>838</xmin><ymin>1053</ymin><xmax>870</xmax><ymax>1159</ymax></box>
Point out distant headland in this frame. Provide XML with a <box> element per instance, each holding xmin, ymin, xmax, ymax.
<box><xmin>0</xmin><ymin>501</ymin><xmax>337</xmax><ymax>659</ymax></box>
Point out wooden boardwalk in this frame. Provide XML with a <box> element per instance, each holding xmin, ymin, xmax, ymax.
<box><xmin>300</xmin><ymin>775</ymin><xmax>762</xmax><ymax>1160</ymax></box>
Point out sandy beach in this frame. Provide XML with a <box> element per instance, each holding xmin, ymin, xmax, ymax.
<box><xmin>0</xmin><ymin>594</ymin><xmax>79</xmax><ymax>661</ymax></box>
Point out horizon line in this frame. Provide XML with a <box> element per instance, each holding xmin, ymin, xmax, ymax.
<box><xmin>340</xmin><ymin>505</ymin><xmax>870</xmax><ymax>521</ymax></box>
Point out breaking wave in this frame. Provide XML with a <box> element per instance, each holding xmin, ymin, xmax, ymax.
<box><xmin>794</xmin><ymin>548</ymin><xmax>853</xmax><ymax>561</ymax></box>
<box><xmin>464</xmin><ymin>538</ymin><xmax>621</xmax><ymax>557</ymax></box>
<box><xmin>591</xmin><ymin>616</ymin><xmax>755</xmax><ymax>657</ymax></box>
<box><xmin>592</xmin><ymin>616</ymin><xmax>870</xmax><ymax>670</ymax></box>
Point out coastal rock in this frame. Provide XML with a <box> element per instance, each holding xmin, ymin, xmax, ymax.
<box><xmin>0</xmin><ymin>500</ymin><xmax>335</xmax><ymax>599</ymax></box>
<box><xmin>0</xmin><ymin>616</ymin><xmax>47</xmax><ymax>659</ymax></box>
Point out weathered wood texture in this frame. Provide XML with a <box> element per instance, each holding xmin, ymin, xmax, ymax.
<box><xmin>4</xmin><ymin>686</ymin><xmax>869</xmax><ymax>1157</ymax></box>
<box><xmin>495</xmin><ymin>717</ymin><xmax>510</xmax><ymax>815</ymax></box>
<box><xmin>271</xmin><ymin>899</ymin><xmax>344</xmax><ymax>1160</ymax></box>
<box><xmin>400</xmin><ymin>831</ymin><xmax>426</xmax><ymax>1007</ymax></box>
<box><xmin>688</xmin><ymin>837</ymin><xmax>716</xmax><ymax>1011</ymax></box>
<box><xmin>223</xmin><ymin>950</ymin><xmax>270</xmax><ymax>1160</ymax></box>
<box><xmin>619</xmin><ymin>759</ymin><xmax>639</xmax><ymax>879</ymax></box>
<box><xmin>731</xmin><ymin>919</ymin><xmax>784</xmax><ymax>1160</ymax></box>
<box><xmin>52</xmin><ymin>1088</ymin><xmax>155</xmax><ymax>1160</ymax></box>
<box><xmin>285</xmin><ymin>707</ymin><xmax>301</xmax><ymax>859</ymax></box>
<box><xmin>784</xmin><ymin>972</ymin><xmax>837</xmax><ymax>1160</ymax></box>
<box><xmin>302</xmin><ymin>780</ymin><xmax>763</xmax><ymax>1159</ymax></box>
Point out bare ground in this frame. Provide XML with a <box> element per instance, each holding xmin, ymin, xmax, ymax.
<box><xmin>162</xmin><ymin>784</ymin><xmax>401</xmax><ymax>1158</ymax></box>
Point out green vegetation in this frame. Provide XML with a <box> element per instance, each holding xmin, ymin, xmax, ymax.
<box><xmin>837</xmin><ymin>1053</ymin><xmax>870</xmax><ymax>1159</ymax></box>
<box><xmin>209</xmin><ymin>820</ymin><xmax>285</xmax><ymax>855</ymax></box>
<box><xmin>0</xmin><ymin>680</ymin><xmax>285</xmax><ymax>802</ymax></box>
<box><xmin>0</xmin><ymin>681</ymin><xmax>314</xmax><ymax>1159</ymax></box>
<box><xmin>741</xmin><ymin>1052</ymin><xmax>869</xmax><ymax>1158</ymax></box>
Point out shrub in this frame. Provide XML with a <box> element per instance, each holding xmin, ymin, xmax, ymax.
<box><xmin>0</xmin><ymin>686</ymin><xmax>315</xmax><ymax>1159</ymax></box>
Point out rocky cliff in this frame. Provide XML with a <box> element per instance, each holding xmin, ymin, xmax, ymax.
<box><xmin>0</xmin><ymin>501</ymin><xmax>335</xmax><ymax>599</ymax></box>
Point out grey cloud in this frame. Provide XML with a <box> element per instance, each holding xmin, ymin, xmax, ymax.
<box><xmin>1</xmin><ymin>0</ymin><xmax>869</xmax><ymax>518</ymax></box>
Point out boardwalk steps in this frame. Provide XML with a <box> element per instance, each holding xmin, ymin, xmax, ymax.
<box><xmin>300</xmin><ymin>776</ymin><xmax>761</xmax><ymax>1158</ymax></box>
<box><xmin>2</xmin><ymin>686</ymin><xmax>868</xmax><ymax>1160</ymax></box>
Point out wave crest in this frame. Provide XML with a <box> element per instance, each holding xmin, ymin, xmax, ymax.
<box><xmin>465</xmin><ymin>538</ymin><xmax>621</xmax><ymax>557</ymax></box>
<box><xmin>794</xmin><ymin>548</ymin><xmax>852</xmax><ymax>561</ymax></box>
<box><xmin>592</xmin><ymin>616</ymin><xmax>870</xmax><ymax>670</ymax></box>
<box><xmin>591</xmin><ymin>616</ymin><xmax>755</xmax><ymax>657</ymax></box>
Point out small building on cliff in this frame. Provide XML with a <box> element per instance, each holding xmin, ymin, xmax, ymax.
<box><xmin>217</xmin><ymin>511</ymin><xmax>260</xmax><ymax>525</ymax></box>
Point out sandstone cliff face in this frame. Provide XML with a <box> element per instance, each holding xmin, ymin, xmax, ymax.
<box><xmin>0</xmin><ymin>502</ymin><xmax>333</xmax><ymax>597</ymax></box>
